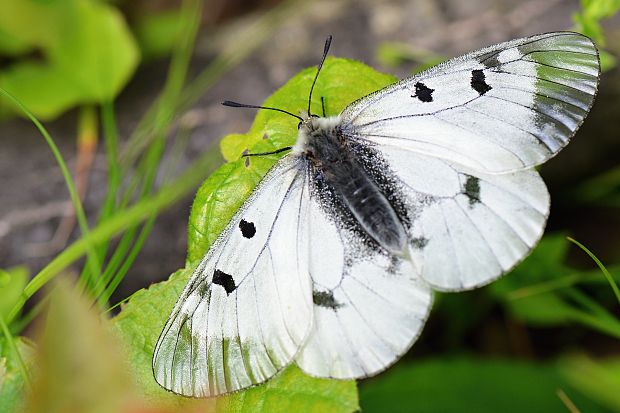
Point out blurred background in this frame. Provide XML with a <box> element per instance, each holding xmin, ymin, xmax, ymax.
<box><xmin>1</xmin><ymin>0</ymin><xmax>620</xmax><ymax>412</ymax></box>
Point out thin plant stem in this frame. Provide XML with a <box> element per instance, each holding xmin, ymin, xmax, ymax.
<box><xmin>6</xmin><ymin>145</ymin><xmax>221</xmax><ymax>324</ymax></box>
<box><xmin>0</xmin><ymin>315</ymin><xmax>31</xmax><ymax>390</ymax></box>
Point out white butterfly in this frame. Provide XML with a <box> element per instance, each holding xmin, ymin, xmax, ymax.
<box><xmin>153</xmin><ymin>32</ymin><xmax>600</xmax><ymax>397</ymax></box>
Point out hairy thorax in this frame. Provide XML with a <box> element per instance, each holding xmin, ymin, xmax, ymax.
<box><xmin>295</xmin><ymin>116</ymin><xmax>408</xmax><ymax>256</ymax></box>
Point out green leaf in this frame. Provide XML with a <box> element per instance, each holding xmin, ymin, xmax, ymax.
<box><xmin>116</xmin><ymin>57</ymin><xmax>402</xmax><ymax>411</ymax></box>
<box><xmin>134</xmin><ymin>10</ymin><xmax>185</xmax><ymax>60</ymax></box>
<box><xmin>573</xmin><ymin>0</ymin><xmax>620</xmax><ymax>70</ymax></box>
<box><xmin>0</xmin><ymin>267</ymin><xmax>28</xmax><ymax>321</ymax></box>
<box><xmin>0</xmin><ymin>26</ymin><xmax>30</xmax><ymax>56</ymax></box>
<box><xmin>375</xmin><ymin>42</ymin><xmax>446</xmax><ymax>73</ymax></box>
<box><xmin>599</xmin><ymin>49</ymin><xmax>617</xmax><ymax>72</ymax></box>
<box><xmin>359</xmin><ymin>357</ymin><xmax>608</xmax><ymax>413</ymax></box>
<box><xmin>0</xmin><ymin>0</ymin><xmax>139</xmax><ymax>119</ymax></box>
<box><xmin>0</xmin><ymin>337</ymin><xmax>35</xmax><ymax>413</ymax></box>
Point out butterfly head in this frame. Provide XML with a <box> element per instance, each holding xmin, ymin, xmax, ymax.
<box><xmin>293</xmin><ymin>115</ymin><xmax>342</xmax><ymax>155</ymax></box>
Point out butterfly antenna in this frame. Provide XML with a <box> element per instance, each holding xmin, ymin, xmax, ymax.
<box><xmin>222</xmin><ymin>100</ymin><xmax>303</xmax><ymax>121</ymax></box>
<box><xmin>307</xmin><ymin>35</ymin><xmax>333</xmax><ymax>116</ymax></box>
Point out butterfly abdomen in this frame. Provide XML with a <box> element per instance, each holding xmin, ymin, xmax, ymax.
<box><xmin>303</xmin><ymin>120</ymin><xmax>408</xmax><ymax>256</ymax></box>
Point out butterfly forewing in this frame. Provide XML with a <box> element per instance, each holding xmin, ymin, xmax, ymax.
<box><xmin>153</xmin><ymin>155</ymin><xmax>313</xmax><ymax>397</ymax></box>
<box><xmin>341</xmin><ymin>32</ymin><xmax>599</xmax><ymax>173</ymax></box>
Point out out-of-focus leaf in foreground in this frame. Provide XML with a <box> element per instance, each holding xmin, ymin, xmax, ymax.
<box><xmin>359</xmin><ymin>357</ymin><xmax>608</xmax><ymax>413</ymax></box>
<box><xmin>0</xmin><ymin>337</ymin><xmax>34</xmax><ymax>413</ymax></box>
<box><xmin>115</xmin><ymin>57</ymin><xmax>395</xmax><ymax>412</ymax></box>
<box><xmin>8</xmin><ymin>279</ymin><xmax>216</xmax><ymax>413</ymax></box>
<box><xmin>0</xmin><ymin>0</ymin><xmax>139</xmax><ymax>119</ymax></box>
<box><xmin>23</xmin><ymin>280</ymin><xmax>136</xmax><ymax>413</ymax></box>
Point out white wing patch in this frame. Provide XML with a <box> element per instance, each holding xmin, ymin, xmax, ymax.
<box><xmin>341</xmin><ymin>32</ymin><xmax>599</xmax><ymax>173</ymax></box>
<box><xmin>377</xmin><ymin>146</ymin><xmax>549</xmax><ymax>290</ymax></box>
<box><xmin>153</xmin><ymin>155</ymin><xmax>313</xmax><ymax>397</ymax></box>
<box><xmin>295</xmin><ymin>167</ymin><xmax>432</xmax><ymax>378</ymax></box>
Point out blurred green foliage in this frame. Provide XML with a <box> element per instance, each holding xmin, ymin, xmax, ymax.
<box><xmin>573</xmin><ymin>0</ymin><xmax>620</xmax><ymax>70</ymax></box>
<box><xmin>0</xmin><ymin>268</ymin><xmax>28</xmax><ymax>321</ymax></box>
<box><xmin>376</xmin><ymin>43</ymin><xmax>446</xmax><ymax>73</ymax></box>
<box><xmin>561</xmin><ymin>354</ymin><xmax>620</xmax><ymax>411</ymax></box>
<box><xmin>22</xmin><ymin>281</ymin><xmax>134</xmax><ymax>413</ymax></box>
<box><xmin>0</xmin><ymin>0</ymin><xmax>619</xmax><ymax>411</ymax></box>
<box><xmin>134</xmin><ymin>9</ymin><xmax>187</xmax><ymax>60</ymax></box>
<box><xmin>0</xmin><ymin>0</ymin><xmax>139</xmax><ymax>119</ymax></box>
<box><xmin>360</xmin><ymin>357</ymin><xmax>609</xmax><ymax>412</ymax></box>
<box><xmin>0</xmin><ymin>338</ymin><xmax>34</xmax><ymax>413</ymax></box>
<box><xmin>378</xmin><ymin>0</ymin><xmax>620</xmax><ymax>73</ymax></box>
<box><xmin>0</xmin><ymin>0</ymin><xmax>192</xmax><ymax>121</ymax></box>
<box><xmin>491</xmin><ymin>235</ymin><xmax>620</xmax><ymax>337</ymax></box>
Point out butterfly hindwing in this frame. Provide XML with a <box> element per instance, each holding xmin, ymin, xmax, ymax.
<box><xmin>294</xmin><ymin>165</ymin><xmax>433</xmax><ymax>378</ymax></box>
<box><xmin>341</xmin><ymin>32</ymin><xmax>599</xmax><ymax>173</ymax></box>
<box><xmin>152</xmin><ymin>156</ymin><xmax>313</xmax><ymax>397</ymax></box>
<box><xmin>364</xmin><ymin>145</ymin><xmax>549</xmax><ymax>290</ymax></box>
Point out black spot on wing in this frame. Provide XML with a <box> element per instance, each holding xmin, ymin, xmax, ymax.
<box><xmin>386</xmin><ymin>255</ymin><xmax>401</xmax><ymax>274</ymax></box>
<box><xmin>471</xmin><ymin>69</ymin><xmax>492</xmax><ymax>95</ymax></box>
<box><xmin>479</xmin><ymin>51</ymin><xmax>501</xmax><ymax>69</ymax></box>
<box><xmin>213</xmin><ymin>269</ymin><xmax>236</xmax><ymax>295</ymax></box>
<box><xmin>239</xmin><ymin>219</ymin><xmax>256</xmax><ymax>238</ymax></box>
<box><xmin>411</xmin><ymin>236</ymin><xmax>428</xmax><ymax>249</ymax></box>
<box><xmin>412</xmin><ymin>82</ymin><xmax>434</xmax><ymax>102</ymax></box>
<box><xmin>313</xmin><ymin>290</ymin><xmax>343</xmax><ymax>310</ymax></box>
<box><xmin>463</xmin><ymin>175</ymin><xmax>481</xmax><ymax>206</ymax></box>
<box><xmin>195</xmin><ymin>281</ymin><xmax>209</xmax><ymax>298</ymax></box>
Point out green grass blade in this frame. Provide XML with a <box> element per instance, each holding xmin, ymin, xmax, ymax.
<box><xmin>5</xmin><ymin>145</ymin><xmax>221</xmax><ymax>324</ymax></box>
<box><xmin>100</xmin><ymin>100</ymin><xmax>122</xmax><ymax>220</ymax></box>
<box><xmin>563</xmin><ymin>288</ymin><xmax>618</xmax><ymax>323</ymax></box>
<box><xmin>99</xmin><ymin>218</ymin><xmax>156</xmax><ymax>306</ymax></box>
<box><xmin>567</xmin><ymin>236</ymin><xmax>620</xmax><ymax>307</ymax></box>
<box><xmin>83</xmin><ymin>0</ymin><xmax>202</xmax><ymax>309</ymax></box>
<box><xmin>119</xmin><ymin>0</ymin><xmax>202</xmax><ymax>167</ymax></box>
<box><xmin>0</xmin><ymin>87</ymin><xmax>101</xmax><ymax>280</ymax></box>
<box><xmin>0</xmin><ymin>315</ymin><xmax>31</xmax><ymax>390</ymax></box>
